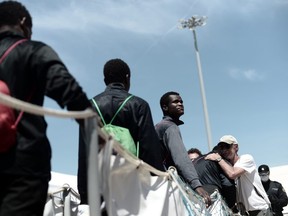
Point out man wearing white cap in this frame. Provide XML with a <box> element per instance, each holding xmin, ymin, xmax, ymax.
<box><xmin>205</xmin><ymin>135</ymin><xmax>272</xmax><ymax>216</ymax></box>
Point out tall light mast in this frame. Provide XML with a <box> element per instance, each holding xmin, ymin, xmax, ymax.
<box><xmin>179</xmin><ymin>16</ymin><xmax>212</xmax><ymax>151</ymax></box>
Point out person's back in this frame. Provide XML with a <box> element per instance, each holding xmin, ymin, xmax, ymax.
<box><xmin>193</xmin><ymin>153</ymin><xmax>236</xmax><ymax>208</ymax></box>
<box><xmin>0</xmin><ymin>1</ymin><xmax>91</xmax><ymax>215</ymax></box>
<box><xmin>0</xmin><ymin>8</ymin><xmax>89</xmax><ymax>176</ymax></box>
<box><xmin>78</xmin><ymin>58</ymin><xmax>164</xmax><ymax>204</ymax></box>
<box><xmin>93</xmin><ymin>84</ymin><xmax>161</xmax><ymax>157</ymax></box>
<box><xmin>92</xmin><ymin>59</ymin><xmax>163</xmax><ymax>170</ymax></box>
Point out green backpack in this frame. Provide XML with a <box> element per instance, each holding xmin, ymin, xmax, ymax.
<box><xmin>91</xmin><ymin>95</ymin><xmax>138</xmax><ymax>157</ymax></box>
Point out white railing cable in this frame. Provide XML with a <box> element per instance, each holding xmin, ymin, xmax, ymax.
<box><xmin>0</xmin><ymin>92</ymin><xmax>96</xmax><ymax>119</ymax></box>
<box><xmin>111</xmin><ymin>139</ymin><xmax>169</xmax><ymax>177</ymax></box>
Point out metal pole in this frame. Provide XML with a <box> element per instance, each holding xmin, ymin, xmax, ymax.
<box><xmin>179</xmin><ymin>16</ymin><xmax>212</xmax><ymax>151</ymax></box>
<box><xmin>192</xmin><ymin>29</ymin><xmax>212</xmax><ymax>151</ymax></box>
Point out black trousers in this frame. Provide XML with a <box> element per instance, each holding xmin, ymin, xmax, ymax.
<box><xmin>0</xmin><ymin>173</ymin><xmax>48</xmax><ymax>216</ymax></box>
<box><xmin>248</xmin><ymin>208</ymin><xmax>273</xmax><ymax>216</ymax></box>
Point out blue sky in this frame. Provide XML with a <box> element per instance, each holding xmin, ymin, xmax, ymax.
<box><xmin>20</xmin><ymin>0</ymin><xmax>288</xmax><ymax>175</ymax></box>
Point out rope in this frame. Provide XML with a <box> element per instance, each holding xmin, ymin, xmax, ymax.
<box><xmin>0</xmin><ymin>92</ymin><xmax>213</xmax><ymax>214</ymax></box>
<box><xmin>111</xmin><ymin>138</ymin><xmax>169</xmax><ymax>177</ymax></box>
<box><xmin>0</xmin><ymin>93</ymin><xmax>168</xmax><ymax>178</ymax></box>
<box><xmin>0</xmin><ymin>92</ymin><xmax>96</xmax><ymax>119</ymax></box>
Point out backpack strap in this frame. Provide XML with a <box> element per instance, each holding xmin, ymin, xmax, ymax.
<box><xmin>109</xmin><ymin>95</ymin><xmax>133</xmax><ymax>124</ymax></box>
<box><xmin>91</xmin><ymin>98</ymin><xmax>107</xmax><ymax>125</ymax></box>
<box><xmin>0</xmin><ymin>39</ymin><xmax>27</xmax><ymax>63</ymax></box>
<box><xmin>91</xmin><ymin>95</ymin><xmax>138</xmax><ymax>156</ymax></box>
<box><xmin>91</xmin><ymin>95</ymin><xmax>133</xmax><ymax>125</ymax></box>
<box><xmin>0</xmin><ymin>39</ymin><xmax>28</xmax><ymax>128</ymax></box>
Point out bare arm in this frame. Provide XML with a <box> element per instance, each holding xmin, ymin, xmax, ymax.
<box><xmin>205</xmin><ymin>153</ymin><xmax>245</xmax><ymax>179</ymax></box>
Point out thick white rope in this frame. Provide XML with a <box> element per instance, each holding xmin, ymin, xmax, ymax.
<box><xmin>0</xmin><ymin>92</ymin><xmax>96</xmax><ymax>119</ymax></box>
<box><xmin>0</xmin><ymin>93</ymin><xmax>168</xmax><ymax>177</ymax></box>
<box><xmin>0</xmin><ymin>94</ymin><xmax>167</xmax><ymax>177</ymax></box>
<box><xmin>111</xmin><ymin>139</ymin><xmax>169</xmax><ymax>177</ymax></box>
<box><xmin>8</xmin><ymin>95</ymin><xmax>209</xmax><ymax>214</ymax></box>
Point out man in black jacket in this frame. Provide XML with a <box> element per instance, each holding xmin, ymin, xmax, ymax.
<box><xmin>258</xmin><ymin>164</ymin><xmax>288</xmax><ymax>216</ymax></box>
<box><xmin>0</xmin><ymin>1</ymin><xmax>91</xmax><ymax>215</ymax></box>
<box><xmin>77</xmin><ymin>58</ymin><xmax>165</xmax><ymax>205</ymax></box>
<box><xmin>193</xmin><ymin>146</ymin><xmax>236</xmax><ymax>209</ymax></box>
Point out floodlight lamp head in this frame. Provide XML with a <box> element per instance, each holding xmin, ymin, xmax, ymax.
<box><xmin>179</xmin><ymin>16</ymin><xmax>207</xmax><ymax>30</ymax></box>
<box><xmin>191</xmin><ymin>15</ymin><xmax>207</xmax><ymax>27</ymax></box>
<box><xmin>178</xmin><ymin>19</ymin><xmax>187</xmax><ymax>29</ymax></box>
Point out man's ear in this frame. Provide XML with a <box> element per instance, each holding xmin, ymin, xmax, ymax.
<box><xmin>124</xmin><ymin>74</ymin><xmax>130</xmax><ymax>91</ymax></box>
<box><xmin>20</xmin><ymin>17</ymin><xmax>26</xmax><ymax>25</ymax></box>
<box><xmin>162</xmin><ymin>104</ymin><xmax>168</xmax><ymax>112</ymax></box>
<box><xmin>20</xmin><ymin>17</ymin><xmax>31</xmax><ymax>39</ymax></box>
<box><xmin>104</xmin><ymin>78</ymin><xmax>108</xmax><ymax>85</ymax></box>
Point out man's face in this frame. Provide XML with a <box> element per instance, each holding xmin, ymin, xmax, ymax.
<box><xmin>259</xmin><ymin>172</ymin><xmax>270</xmax><ymax>182</ymax></box>
<box><xmin>218</xmin><ymin>143</ymin><xmax>236</xmax><ymax>163</ymax></box>
<box><xmin>189</xmin><ymin>153</ymin><xmax>200</xmax><ymax>161</ymax></box>
<box><xmin>165</xmin><ymin>95</ymin><xmax>184</xmax><ymax>118</ymax></box>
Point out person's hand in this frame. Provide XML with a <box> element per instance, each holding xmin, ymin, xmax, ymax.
<box><xmin>205</xmin><ymin>153</ymin><xmax>220</xmax><ymax>161</ymax></box>
<box><xmin>195</xmin><ymin>186</ymin><xmax>211</xmax><ymax>207</ymax></box>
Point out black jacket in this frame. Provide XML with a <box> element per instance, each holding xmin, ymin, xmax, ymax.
<box><xmin>262</xmin><ymin>180</ymin><xmax>288</xmax><ymax>216</ymax></box>
<box><xmin>193</xmin><ymin>154</ymin><xmax>236</xmax><ymax>208</ymax></box>
<box><xmin>77</xmin><ymin>83</ymin><xmax>164</xmax><ymax>204</ymax></box>
<box><xmin>0</xmin><ymin>31</ymin><xmax>90</xmax><ymax>180</ymax></box>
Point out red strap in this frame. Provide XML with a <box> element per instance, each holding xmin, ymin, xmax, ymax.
<box><xmin>0</xmin><ymin>38</ymin><xmax>28</xmax><ymax>127</ymax></box>
<box><xmin>0</xmin><ymin>39</ymin><xmax>27</xmax><ymax>63</ymax></box>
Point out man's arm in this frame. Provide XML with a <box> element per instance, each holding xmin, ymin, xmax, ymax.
<box><xmin>164</xmin><ymin>125</ymin><xmax>211</xmax><ymax>206</ymax></box>
<box><xmin>34</xmin><ymin>44</ymin><xmax>91</xmax><ymax>112</ymax></box>
<box><xmin>164</xmin><ymin>125</ymin><xmax>202</xmax><ymax>189</ymax></box>
<box><xmin>205</xmin><ymin>153</ymin><xmax>245</xmax><ymax>179</ymax></box>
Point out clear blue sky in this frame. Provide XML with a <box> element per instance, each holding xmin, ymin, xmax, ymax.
<box><xmin>21</xmin><ymin>0</ymin><xmax>288</xmax><ymax>175</ymax></box>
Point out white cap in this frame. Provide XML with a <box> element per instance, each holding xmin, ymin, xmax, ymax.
<box><xmin>219</xmin><ymin>135</ymin><xmax>238</xmax><ymax>145</ymax></box>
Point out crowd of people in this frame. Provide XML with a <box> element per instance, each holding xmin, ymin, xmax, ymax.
<box><xmin>0</xmin><ymin>1</ymin><xmax>287</xmax><ymax>216</ymax></box>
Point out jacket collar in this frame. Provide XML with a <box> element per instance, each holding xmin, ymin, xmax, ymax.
<box><xmin>105</xmin><ymin>83</ymin><xmax>127</xmax><ymax>91</ymax></box>
<box><xmin>0</xmin><ymin>31</ymin><xmax>25</xmax><ymax>40</ymax></box>
<box><xmin>162</xmin><ymin>116</ymin><xmax>184</xmax><ymax>126</ymax></box>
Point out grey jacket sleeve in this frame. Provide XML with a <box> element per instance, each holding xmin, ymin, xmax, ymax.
<box><xmin>163</xmin><ymin>125</ymin><xmax>202</xmax><ymax>189</ymax></box>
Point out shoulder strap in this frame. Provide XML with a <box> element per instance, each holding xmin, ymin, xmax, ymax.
<box><xmin>0</xmin><ymin>39</ymin><xmax>28</xmax><ymax>128</ymax></box>
<box><xmin>0</xmin><ymin>39</ymin><xmax>27</xmax><ymax>64</ymax></box>
<box><xmin>91</xmin><ymin>94</ymin><xmax>133</xmax><ymax>125</ymax></box>
<box><xmin>110</xmin><ymin>95</ymin><xmax>133</xmax><ymax>124</ymax></box>
<box><xmin>91</xmin><ymin>98</ymin><xmax>106</xmax><ymax>125</ymax></box>
<box><xmin>245</xmin><ymin>173</ymin><xmax>271</xmax><ymax>205</ymax></box>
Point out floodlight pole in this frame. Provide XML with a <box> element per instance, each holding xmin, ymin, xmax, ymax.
<box><xmin>180</xmin><ymin>16</ymin><xmax>212</xmax><ymax>151</ymax></box>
